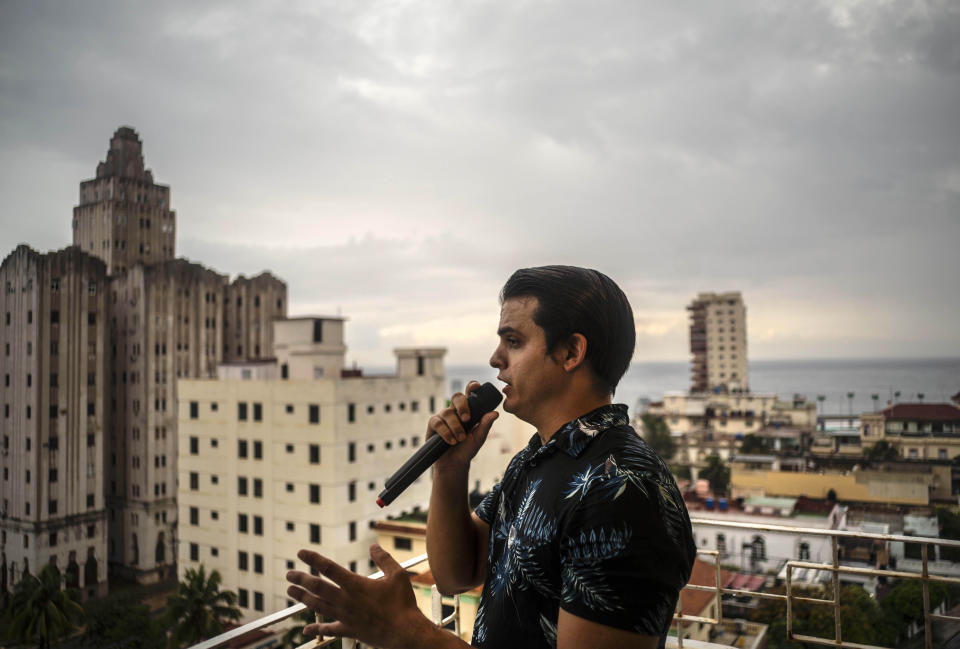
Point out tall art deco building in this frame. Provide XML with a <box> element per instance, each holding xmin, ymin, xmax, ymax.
<box><xmin>1</xmin><ymin>127</ymin><xmax>286</xmax><ymax>590</ymax></box>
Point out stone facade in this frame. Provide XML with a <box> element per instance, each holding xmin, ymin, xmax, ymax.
<box><xmin>1</xmin><ymin>245</ymin><xmax>109</xmax><ymax>598</ymax></box>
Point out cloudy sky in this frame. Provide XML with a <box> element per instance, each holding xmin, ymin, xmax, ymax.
<box><xmin>1</xmin><ymin>0</ymin><xmax>958</xmax><ymax>366</ymax></box>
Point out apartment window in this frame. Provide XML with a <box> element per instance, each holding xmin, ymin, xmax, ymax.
<box><xmin>253</xmin><ymin>478</ymin><xmax>263</xmax><ymax>498</ymax></box>
<box><xmin>254</xmin><ymin>591</ymin><xmax>264</xmax><ymax>612</ymax></box>
<box><xmin>238</xmin><ymin>440</ymin><xmax>248</xmax><ymax>458</ymax></box>
<box><xmin>189</xmin><ymin>401</ymin><xmax>199</xmax><ymax>419</ymax></box>
<box><xmin>286</xmin><ymin>482</ymin><xmax>294</xmax><ymax>493</ymax></box>
<box><xmin>313</xmin><ymin>320</ymin><xmax>322</xmax><ymax>342</ymax></box>
<box><xmin>309</xmin><ymin>444</ymin><xmax>320</xmax><ymax>464</ymax></box>
<box><xmin>189</xmin><ymin>436</ymin><xmax>198</xmax><ymax>455</ymax></box>
<box><xmin>281</xmin><ymin>364</ymin><xmax>289</xmax><ymax>379</ymax></box>
<box><xmin>190</xmin><ymin>543</ymin><xmax>199</xmax><ymax>562</ymax></box>
<box><xmin>87</xmin><ymin>494</ymin><xmax>94</xmax><ymax>508</ymax></box>
<box><xmin>349</xmin><ymin>521</ymin><xmax>357</xmax><ymax>541</ymax></box>
<box><xmin>51</xmin><ymin>310</ymin><xmax>59</xmax><ymax>324</ymax></box>
<box><xmin>238</xmin><ymin>514</ymin><xmax>248</xmax><ymax>533</ymax></box>
<box><xmin>238</xmin><ymin>588</ymin><xmax>249</xmax><ymax>608</ymax></box>
<box><xmin>238</xmin><ymin>551</ymin><xmax>248</xmax><ymax>571</ymax></box>
<box><xmin>348</xmin><ymin>442</ymin><xmax>356</xmax><ymax>463</ymax></box>
<box><xmin>49</xmin><ymin>468</ymin><xmax>58</xmax><ymax>483</ymax></box>
<box><xmin>253</xmin><ymin>440</ymin><xmax>262</xmax><ymax>459</ymax></box>
<box><xmin>211</xmin><ymin>547</ymin><xmax>219</xmax><ymax>557</ymax></box>
<box><xmin>348</xmin><ymin>481</ymin><xmax>356</xmax><ymax>502</ymax></box>
<box><xmin>309</xmin><ymin>484</ymin><xmax>320</xmax><ymax>504</ymax></box>
<box><xmin>286</xmin><ymin>443</ymin><xmax>294</xmax><ymax>453</ymax></box>
<box><xmin>394</xmin><ymin>537</ymin><xmax>412</xmax><ymax>551</ymax></box>
<box><xmin>49</xmin><ymin>499</ymin><xmax>58</xmax><ymax>515</ymax></box>
<box><xmin>189</xmin><ymin>507</ymin><xmax>199</xmax><ymax>525</ymax></box>
<box><xmin>310</xmin><ymin>524</ymin><xmax>321</xmax><ymax>544</ymax></box>
<box><xmin>254</xmin><ymin>553</ymin><xmax>263</xmax><ymax>574</ymax></box>
<box><xmin>87</xmin><ymin>402</ymin><xmax>95</xmax><ymax>416</ymax></box>
<box><xmin>348</xmin><ymin>403</ymin><xmax>356</xmax><ymax>423</ymax></box>
<box><xmin>253</xmin><ymin>403</ymin><xmax>262</xmax><ymax>421</ymax></box>
<box><xmin>309</xmin><ymin>404</ymin><xmax>320</xmax><ymax>424</ymax></box>
<box><xmin>238</xmin><ymin>402</ymin><xmax>248</xmax><ymax>421</ymax></box>
<box><xmin>286</xmin><ymin>521</ymin><xmax>295</xmax><ymax>531</ymax></box>
<box><xmin>238</xmin><ymin>477</ymin><xmax>248</xmax><ymax>496</ymax></box>
<box><xmin>190</xmin><ymin>472</ymin><xmax>199</xmax><ymax>490</ymax></box>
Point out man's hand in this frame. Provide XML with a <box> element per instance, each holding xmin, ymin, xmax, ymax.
<box><xmin>286</xmin><ymin>545</ymin><xmax>435</xmax><ymax>649</ymax></box>
<box><xmin>427</xmin><ymin>381</ymin><xmax>499</xmax><ymax>471</ymax></box>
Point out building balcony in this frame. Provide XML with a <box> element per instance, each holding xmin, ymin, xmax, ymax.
<box><xmin>187</xmin><ymin>519</ymin><xmax>960</xmax><ymax>649</ymax></box>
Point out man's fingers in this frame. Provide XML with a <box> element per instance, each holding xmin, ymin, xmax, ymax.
<box><xmin>297</xmin><ymin>549</ymin><xmax>359</xmax><ymax>590</ymax></box>
<box><xmin>304</xmin><ymin>620</ymin><xmax>349</xmax><ymax>639</ymax></box>
<box><xmin>285</xmin><ymin>569</ymin><xmax>342</xmax><ymax>602</ymax></box>
<box><xmin>451</xmin><ymin>391</ymin><xmax>471</xmax><ymax>425</ymax></box>
<box><xmin>286</xmin><ymin>584</ymin><xmax>338</xmax><ymax>618</ymax></box>
<box><xmin>427</xmin><ymin>414</ymin><xmax>460</xmax><ymax>445</ymax></box>
<box><xmin>369</xmin><ymin>543</ymin><xmax>403</xmax><ymax>577</ymax></box>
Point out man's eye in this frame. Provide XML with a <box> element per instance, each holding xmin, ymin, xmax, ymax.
<box><xmin>506</xmin><ymin>338</ymin><xmax>520</xmax><ymax>347</ymax></box>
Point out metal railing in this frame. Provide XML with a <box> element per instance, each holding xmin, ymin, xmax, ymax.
<box><xmin>189</xmin><ymin>519</ymin><xmax>960</xmax><ymax>649</ymax></box>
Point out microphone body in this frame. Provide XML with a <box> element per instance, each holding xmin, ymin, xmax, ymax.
<box><xmin>377</xmin><ymin>382</ymin><xmax>502</xmax><ymax>507</ymax></box>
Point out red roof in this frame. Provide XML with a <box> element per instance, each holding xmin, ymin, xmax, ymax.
<box><xmin>680</xmin><ymin>558</ymin><xmax>733</xmax><ymax>623</ymax></box>
<box><xmin>880</xmin><ymin>403</ymin><xmax>960</xmax><ymax>422</ymax></box>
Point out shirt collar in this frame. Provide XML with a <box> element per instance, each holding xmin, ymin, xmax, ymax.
<box><xmin>526</xmin><ymin>403</ymin><xmax>630</xmax><ymax>459</ymax></box>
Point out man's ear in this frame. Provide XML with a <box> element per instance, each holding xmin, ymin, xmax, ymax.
<box><xmin>561</xmin><ymin>333</ymin><xmax>588</xmax><ymax>372</ymax></box>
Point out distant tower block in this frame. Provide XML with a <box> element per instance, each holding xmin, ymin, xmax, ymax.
<box><xmin>687</xmin><ymin>292</ymin><xmax>748</xmax><ymax>393</ymax></box>
<box><xmin>72</xmin><ymin>126</ymin><xmax>176</xmax><ymax>275</ymax></box>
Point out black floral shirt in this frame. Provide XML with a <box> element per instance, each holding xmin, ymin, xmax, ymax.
<box><xmin>472</xmin><ymin>404</ymin><xmax>696</xmax><ymax>648</ymax></box>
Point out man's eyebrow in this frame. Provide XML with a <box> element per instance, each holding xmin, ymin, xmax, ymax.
<box><xmin>497</xmin><ymin>326</ymin><xmax>520</xmax><ymax>337</ymax></box>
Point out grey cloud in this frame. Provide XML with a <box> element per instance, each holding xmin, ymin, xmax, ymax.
<box><xmin>1</xmin><ymin>0</ymin><xmax>958</xmax><ymax>362</ymax></box>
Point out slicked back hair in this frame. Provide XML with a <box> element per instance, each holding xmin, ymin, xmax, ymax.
<box><xmin>500</xmin><ymin>266</ymin><xmax>636</xmax><ymax>395</ymax></box>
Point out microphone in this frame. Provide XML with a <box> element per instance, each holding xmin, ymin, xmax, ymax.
<box><xmin>377</xmin><ymin>382</ymin><xmax>502</xmax><ymax>508</ymax></box>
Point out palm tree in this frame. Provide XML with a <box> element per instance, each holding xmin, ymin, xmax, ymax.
<box><xmin>2</xmin><ymin>562</ymin><xmax>84</xmax><ymax>649</ymax></box>
<box><xmin>162</xmin><ymin>566</ymin><xmax>241</xmax><ymax>648</ymax></box>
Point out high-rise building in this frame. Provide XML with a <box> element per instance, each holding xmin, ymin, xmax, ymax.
<box><xmin>2</xmin><ymin>126</ymin><xmax>288</xmax><ymax>591</ymax></box>
<box><xmin>72</xmin><ymin>127</ymin><xmax>176</xmax><ymax>275</ymax></box>
<box><xmin>105</xmin><ymin>259</ymin><xmax>231</xmax><ymax>581</ymax></box>
<box><xmin>222</xmin><ymin>273</ymin><xmax>287</xmax><ymax>363</ymax></box>
<box><xmin>176</xmin><ymin>318</ymin><xmax>448</xmax><ymax>621</ymax></box>
<box><xmin>1</xmin><ymin>245</ymin><xmax>109</xmax><ymax>598</ymax></box>
<box><xmin>688</xmin><ymin>292</ymin><xmax>748</xmax><ymax>393</ymax></box>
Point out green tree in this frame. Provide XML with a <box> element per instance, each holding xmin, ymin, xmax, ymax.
<box><xmin>670</xmin><ymin>464</ymin><xmax>692</xmax><ymax>480</ymax></box>
<box><xmin>81</xmin><ymin>590</ymin><xmax>164</xmax><ymax>649</ymax></box>
<box><xmin>864</xmin><ymin>440</ymin><xmax>899</xmax><ymax>462</ymax></box>
<box><xmin>162</xmin><ymin>566</ymin><xmax>241</xmax><ymax>648</ymax></box>
<box><xmin>640</xmin><ymin>414</ymin><xmax>675</xmax><ymax>461</ymax></box>
<box><xmin>1</xmin><ymin>563</ymin><xmax>84</xmax><ymax>649</ymax></box>
<box><xmin>739</xmin><ymin>434</ymin><xmax>766</xmax><ymax>454</ymax></box>
<box><xmin>700</xmin><ymin>454</ymin><xmax>730</xmax><ymax>497</ymax></box>
<box><xmin>937</xmin><ymin>507</ymin><xmax>960</xmax><ymax>562</ymax></box>
<box><xmin>756</xmin><ymin>584</ymin><xmax>897</xmax><ymax>649</ymax></box>
<box><xmin>880</xmin><ymin>578</ymin><xmax>948</xmax><ymax>641</ymax></box>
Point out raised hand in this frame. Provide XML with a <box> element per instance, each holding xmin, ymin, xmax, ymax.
<box><xmin>285</xmin><ymin>544</ymin><xmax>435</xmax><ymax>649</ymax></box>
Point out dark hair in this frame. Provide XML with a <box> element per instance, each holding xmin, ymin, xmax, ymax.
<box><xmin>500</xmin><ymin>265</ymin><xmax>635</xmax><ymax>395</ymax></box>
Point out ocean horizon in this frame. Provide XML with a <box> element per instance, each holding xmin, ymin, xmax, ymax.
<box><xmin>439</xmin><ymin>357</ymin><xmax>960</xmax><ymax>421</ymax></box>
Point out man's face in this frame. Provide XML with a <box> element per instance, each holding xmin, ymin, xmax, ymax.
<box><xmin>489</xmin><ymin>297</ymin><xmax>565</xmax><ymax>425</ymax></box>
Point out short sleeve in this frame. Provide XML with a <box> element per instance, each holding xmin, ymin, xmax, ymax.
<box><xmin>558</xmin><ymin>470</ymin><xmax>694</xmax><ymax>637</ymax></box>
<box><xmin>474</xmin><ymin>480</ymin><xmax>502</xmax><ymax>525</ymax></box>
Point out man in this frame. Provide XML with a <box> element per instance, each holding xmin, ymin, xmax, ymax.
<box><xmin>286</xmin><ymin>266</ymin><xmax>696</xmax><ymax>649</ymax></box>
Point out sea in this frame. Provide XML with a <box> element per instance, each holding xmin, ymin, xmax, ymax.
<box><xmin>443</xmin><ymin>358</ymin><xmax>960</xmax><ymax>420</ymax></box>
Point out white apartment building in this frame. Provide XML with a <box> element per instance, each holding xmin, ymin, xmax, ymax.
<box><xmin>176</xmin><ymin>317</ymin><xmax>527</xmax><ymax>622</ymax></box>
<box><xmin>687</xmin><ymin>292</ymin><xmax>748</xmax><ymax>393</ymax></box>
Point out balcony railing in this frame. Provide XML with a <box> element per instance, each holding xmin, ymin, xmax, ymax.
<box><xmin>189</xmin><ymin>519</ymin><xmax>960</xmax><ymax>649</ymax></box>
